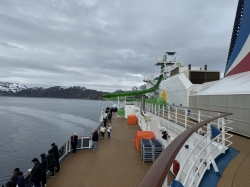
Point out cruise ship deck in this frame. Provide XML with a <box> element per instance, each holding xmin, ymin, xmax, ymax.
<box><xmin>46</xmin><ymin>115</ymin><xmax>152</xmax><ymax>187</ymax></box>
<box><xmin>44</xmin><ymin>111</ymin><xmax>250</xmax><ymax>187</ymax></box>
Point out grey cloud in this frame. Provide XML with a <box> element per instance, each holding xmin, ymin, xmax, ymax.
<box><xmin>0</xmin><ymin>0</ymin><xmax>238</xmax><ymax>92</ymax></box>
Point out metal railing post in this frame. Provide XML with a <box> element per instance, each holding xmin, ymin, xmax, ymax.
<box><xmin>163</xmin><ymin>105</ymin><xmax>164</xmax><ymax>118</ymax></box>
<box><xmin>217</xmin><ymin>113</ymin><xmax>220</xmax><ymax>142</ymax></box>
<box><xmin>69</xmin><ymin>141</ymin><xmax>71</xmax><ymax>152</ymax></box>
<box><xmin>81</xmin><ymin>138</ymin><xmax>83</xmax><ymax>149</ymax></box>
<box><xmin>207</xmin><ymin>123</ymin><xmax>211</xmax><ymax>170</ymax></box>
<box><xmin>154</xmin><ymin>104</ymin><xmax>156</xmax><ymax>114</ymax></box>
<box><xmin>66</xmin><ymin>141</ymin><xmax>68</xmax><ymax>154</ymax></box>
<box><xmin>158</xmin><ymin>105</ymin><xmax>160</xmax><ymax>116</ymax></box>
<box><xmin>189</xmin><ymin>135</ymin><xmax>194</xmax><ymax>178</ymax></box>
<box><xmin>168</xmin><ymin>106</ymin><xmax>170</xmax><ymax>120</ymax></box>
<box><xmin>198</xmin><ymin>110</ymin><xmax>201</xmax><ymax>133</ymax></box>
<box><xmin>185</xmin><ymin>108</ymin><xmax>187</xmax><ymax>128</ymax></box>
<box><xmin>175</xmin><ymin>107</ymin><xmax>177</xmax><ymax>123</ymax></box>
<box><xmin>221</xmin><ymin>117</ymin><xmax>225</xmax><ymax>153</ymax></box>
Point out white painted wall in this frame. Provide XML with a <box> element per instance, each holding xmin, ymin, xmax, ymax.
<box><xmin>160</xmin><ymin>73</ymin><xmax>192</xmax><ymax>106</ymax></box>
<box><xmin>125</xmin><ymin>105</ymin><xmax>135</xmax><ymax>119</ymax></box>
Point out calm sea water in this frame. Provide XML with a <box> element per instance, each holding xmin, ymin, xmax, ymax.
<box><xmin>0</xmin><ymin>97</ymin><xmax>109</xmax><ymax>185</ymax></box>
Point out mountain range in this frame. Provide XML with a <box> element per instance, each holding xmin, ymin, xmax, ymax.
<box><xmin>0</xmin><ymin>82</ymin><xmax>107</xmax><ymax>100</ymax></box>
<box><xmin>0</xmin><ymin>82</ymin><xmax>27</xmax><ymax>93</ymax></box>
<box><xmin>0</xmin><ymin>82</ymin><xmax>147</xmax><ymax>100</ymax></box>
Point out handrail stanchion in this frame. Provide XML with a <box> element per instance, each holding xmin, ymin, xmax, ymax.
<box><xmin>175</xmin><ymin>107</ymin><xmax>177</xmax><ymax>123</ymax></box>
<box><xmin>155</xmin><ymin>104</ymin><xmax>156</xmax><ymax>114</ymax></box>
<box><xmin>66</xmin><ymin>141</ymin><xmax>68</xmax><ymax>154</ymax></box>
<box><xmin>217</xmin><ymin>113</ymin><xmax>220</xmax><ymax>142</ymax></box>
<box><xmin>163</xmin><ymin>105</ymin><xmax>164</xmax><ymax>118</ymax></box>
<box><xmin>185</xmin><ymin>108</ymin><xmax>187</xmax><ymax>128</ymax></box>
<box><xmin>222</xmin><ymin>117</ymin><xmax>225</xmax><ymax>153</ymax></box>
<box><xmin>198</xmin><ymin>110</ymin><xmax>201</xmax><ymax>133</ymax></box>
<box><xmin>168</xmin><ymin>106</ymin><xmax>170</xmax><ymax>120</ymax></box>
<box><xmin>207</xmin><ymin>123</ymin><xmax>211</xmax><ymax>170</ymax></box>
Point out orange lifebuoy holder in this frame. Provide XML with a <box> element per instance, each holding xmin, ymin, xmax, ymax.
<box><xmin>127</xmin><ymin>115</ymin><xmax>137</xmax><ymax>125</ymax></box>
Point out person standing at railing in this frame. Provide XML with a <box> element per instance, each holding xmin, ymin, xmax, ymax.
<box><xmin>10</xmin><ymin>175</ymin><xmax>18</xmax><ymax>186</ymax></box>
<box><xmin>107</xmin><ymin>124</ymin><xmax>112</xmax><ymax>139</ymax></box>
<box><xmin>100</xmin><ymin>125</ymin><xmax>106</xmax><ymax>139</ymax></box>
<box><xmin>71</xmin><ymin>132</ymin><xmax>78</xmax><ymax>153</ymax></box>
<box><xmin>3</xmin><ymin>181</ymin><xmax>16</xmax><ymax>187</ymax></box>
<box><xmin>92</xmin><ymin>129</ymin><xmax>98</xmax><ymax>151</ymax></box>
<box><xmin>46</xmin><ymin>150</ymin><xmax>56</xmax><ymax>177</ymax></box>
<box><xmin>103</xmin><ymin>116</ymin><xmax>107</xmax><ymax>128</ymax></box>
<box><xmin>51</xmin><ymin>143</ymin><xmax>60</xmax><ymax>172</ymax></box>
<box><xmin>31</xmin><ymin>158</ymin><xmax>42</xmax><ymax>187</ymax></box>
<box><xmin>107</xmin><ymin>113</ymin><xmax>112</xmax><ymax>123</ymax></box>
<box><xmin>13</xmin><ymin>168</ymin><xmax>24</xmax><ymax>187</ymax></box>
<box><xmin>40</xmin><ymin>154</ymin><xmax>48</xmax><ymax>187</ymax></box>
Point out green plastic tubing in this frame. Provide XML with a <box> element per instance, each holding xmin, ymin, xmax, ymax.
<box><xmin>102</xmin><ymin>64</ymin><xmax>164</xmax><ymax>98</ymax></box>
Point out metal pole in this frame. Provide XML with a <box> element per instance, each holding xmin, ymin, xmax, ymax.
<box><xmin>221</xmin><ymin>117</ymin><xmax>225</xmax><ymax>153</ymax></box>
<box><xmin>185</xmin><ymin>108</ymin><xmax>187</xmax><ymax>128</ymax></box>
<box><xmin>207</xmin><ymin>123</ymin><xmax>211</xmax><ymax>170</ymax></box>
<box><xmin>168</xmin><ymin>106</ymin><xmax>170</xmax><ymax>120</ymax></box>
<box><xmin>163</xmin><ymin>105</ymin><xmax>164</xmax><ymax>118</ymax></box>
<box><xmin>175</xmin><ymin>107</ymin><xmax>177</xmax><ymax>123</ymax></box>
<box><xmin>198</xmin><ymin>110</ymin><xmax>201</xmax><ymax>133</ymax></box>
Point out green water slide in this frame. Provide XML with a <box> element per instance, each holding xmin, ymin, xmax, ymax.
<box><xmin>102</xmin><ymin>64</ymin><xmax>165</xmax><ymax>98</ymax></box>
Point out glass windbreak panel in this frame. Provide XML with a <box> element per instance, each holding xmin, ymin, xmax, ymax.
<box><xmin>59</xmin><ymin>145</ymin><xmax>65</xmax><ymax>158</ymax></box>
<box><xmin>76</xmin><ymin>139</ymin><xmax>82</xmax><ymax>149</ymax></box>
<box><xmin>83</xmin><ymin>137</ymin><xmax>90</xmax><ymax>147</ymax></box>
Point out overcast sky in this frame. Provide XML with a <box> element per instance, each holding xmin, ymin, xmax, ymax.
<box><xmin>0</xmin><ymin>0</ymin><xmax>238</xmax><ymax>92</ymax></box>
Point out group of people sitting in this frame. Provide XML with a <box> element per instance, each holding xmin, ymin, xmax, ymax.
<box><xmin>3</xmin><ymin>143</ymin><xmax>60</xmax><ymax>187</ymax></box>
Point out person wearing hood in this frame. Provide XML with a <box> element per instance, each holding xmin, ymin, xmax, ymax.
<box><xmin>51</xmin><ymin>143</ymin><xmax>60</xmax><ymax>172</ymax></box>
<box><xmin>13</xmin><ymin>168</ymin><xmax>24</xmax><ymax>187</ymax></box>
<box><xmin>70</xmin><ymin>132</ymin><xmax>78</xmax><ymax>153</ymax></box>
<box><xmin>31</xmin><ymin>158</ymin><xmax>42</xmax><ymax>187</ymax></box>
<box><xmin>40</xmin><ymin>154</ymin><xmax>48</xmax><ymax>187</ymax></box>
<box><xmin>46</xmin><ymin>149</ymin><xmax>56</xmax><ymax>177</ymax></box>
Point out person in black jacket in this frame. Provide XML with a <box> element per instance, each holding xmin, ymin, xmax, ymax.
<box><xmin>103</xmin><ymin>117</ymin><xmax>107</xmax><ymax>128</ymax></box>
<box><xmin>51</xmin><ymin>143</ymin><xmax>60</xmax><ymax>172</ymax></box>
<box><xmin>40</xmin><ymin>154</ymin><xmax>48</xmax><ymax>187</ymax></box>
<box><xmin>4</xmin><ymin>181</ymin><xmax>16</xmax><ymax>187</ymax></box>
<box><xmin>31</xmin><ymin>158</ymin><xmax>42</xmax><ymax>187</ymax></box>
<box><xmin>10</xmin><ymin>175</ymin><xmax>18</xmax><ymax>185</ymax></box>
<box><xmin>13</xmin><ymin>168</ymin><xmax>24</xmax><ymax>187</ymax></box>
<box><xmin>46</xmin><ymin>149</ymin><xmax>56</xmax><ymax>177</ymax></box>
<box><xmin>92</xmin><ymin>129</ymin><xmax>99</xmax><ymax>151</ymax></box>
<box><xmin>70</xmin><ymin>133</ymin><xmax>78</xmax><ymax>153</ymax></box>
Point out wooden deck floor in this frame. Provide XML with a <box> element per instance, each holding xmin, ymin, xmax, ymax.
<box><xmin>46</xmin><ymin>115</ymin><xmax>152</xmax><ymax>187</ymax></box>
<box><xmin>46</xmin><ymin>111</ymin><xmax>250</xmax><ymax>187</ymax></box>
<box><xmin>217</xmin><ymin>134</ymin><xmax>250</xmax><ymax>187</ymax></box>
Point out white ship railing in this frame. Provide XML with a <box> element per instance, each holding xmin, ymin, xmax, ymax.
<box><xmin>22</xmin><ymin>124</ymin><xmax>103</xmax><ymax>186</ymax></box>
<box><xmin>133</xmin><ymin>101</ymin><xmax>233</xmax><ymax>187</ymax></box>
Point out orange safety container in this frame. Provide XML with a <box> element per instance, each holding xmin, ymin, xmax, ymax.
<box><xmin>127</xmin><ymin>115</ymin><xmax>137</xmax><ymax>125</ymax></box>
<box><xmin>134</xmin><ymin>131</ymin><xmax>155</xmax><ymax>150</ymax></box>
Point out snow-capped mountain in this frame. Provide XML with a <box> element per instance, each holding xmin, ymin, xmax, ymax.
<box><xmin>0</xmin><ymin>82</ymin><xmax>28</xmax><ymax>93</ymax></box>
